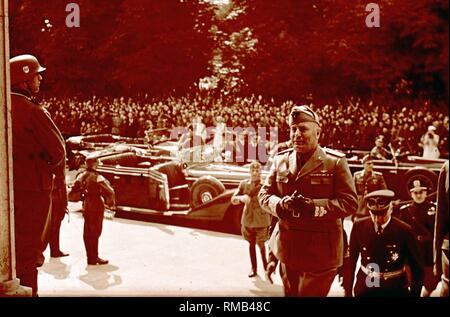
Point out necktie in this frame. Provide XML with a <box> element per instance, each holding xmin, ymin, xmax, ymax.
<box><xmin>376</xmin><ymin>225</ymin><xmax>383</xmax><ymax>236</ymax></box>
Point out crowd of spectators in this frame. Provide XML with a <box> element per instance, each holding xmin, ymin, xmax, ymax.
<box><xmin>43</xmin><ymin>93</ymin><xmax>449</xmax><ymax>158</ymax></box>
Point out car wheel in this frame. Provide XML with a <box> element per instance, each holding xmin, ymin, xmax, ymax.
<box><xmin>403</xmin><ymin>168</ymin><xmax>438</xmax><ymax>198</ymax></box>
<box><xmin>190</xmin><ymin>176</ymin><xmax>226</xmax><ymax>208</ymax></box>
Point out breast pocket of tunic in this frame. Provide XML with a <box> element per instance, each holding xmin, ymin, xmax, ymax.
<box><xmin>386</xmin><ymin>244</ymin><xmax>402</xmax><ymax>265</ymax></box>
<box><xmin>310</xmin><ymin>175</ymin><xmax>333</xmax><ymax>197</ymax></box>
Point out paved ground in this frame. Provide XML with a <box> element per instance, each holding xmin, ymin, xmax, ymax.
<box><xmin>38</xmin><ymin>201</ymin><xmax>349</xmax><ymax>297</ymax></box>
<box><xmin>38</xmin><ymin>171</ymin><xmax>442</xmax><ymax>298</ymax></box>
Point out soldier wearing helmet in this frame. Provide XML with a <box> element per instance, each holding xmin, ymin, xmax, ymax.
<box><xmin>10</xmin><ymin>54</ymin><xmax>46</xmax><ymax>93</ymax></box>
<box><xmin>9</xmin><ymin>54</ymin><xmax>67</xmax><ymax>296</ymax></box>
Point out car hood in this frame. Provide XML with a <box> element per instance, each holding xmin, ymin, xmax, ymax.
<box><xmin>186</xmin><ymin>162</ymin><xmax>269</xmax><ymax>182</ymax></box>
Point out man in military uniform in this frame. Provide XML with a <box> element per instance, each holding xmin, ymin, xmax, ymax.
<box><xmin>231</xmin><ymin>161</ymin><xmax>271</xmax><ymax>278</ymax></box>
<box><xmin>259</xmin><ymin>105</ymin><xmax>358</xmax><ymax>297</ymax></box>
<box><xmin>434</xmin><ymin>161</ymin><xmax>449</xmax><ymax>297</ymax></box>
<box><xmin>349</xmin><ymin>190</ymin><xmax>424</xmax><ymax>297</ymax></box>
<box><xmin>72</xmin><ymin>156</ymin><xmax>115</xmax><ymax>265</ymax></box>
<box><xmin>399</xmin><ymin>179</ymin><xmax>439</xmax><ymax>296</ymax></box>
<box><xmin>10</xmin><ymin>54</ymin><xmax>67</xmax><ymax>296</ymax></box>
<box><xmin>370</xmin><ymin>135</ymin><xmax>391</xmax><ymax>160</ymax></box>
<box><xmin>353</xmin><ymin>154</ymin><xmax>387</xmax><ymax>220</ymax></box>
<box><xmin>48</xmin><ymin>189</ymin><xmax>70</xmax><ymax>257</ymax></box>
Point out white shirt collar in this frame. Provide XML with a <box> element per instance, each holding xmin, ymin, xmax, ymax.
<box><xmin>374</xmin><ymin>216</ymin><xmax>391</xmax><ymax>233</ymax></box>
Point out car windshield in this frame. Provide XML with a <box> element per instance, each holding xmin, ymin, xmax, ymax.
<box><xmin>178</xmin><ymin>144</ymin><xmax>223</xmax><ymax>164</ymax></box>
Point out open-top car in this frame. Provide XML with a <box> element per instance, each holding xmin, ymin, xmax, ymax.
<box><xmin>345</xmin><ymin>146</ymin><xmax>448</xmax><ymax>201</ymax></box>
<box><xmin>70</xmin><ymin>133</ymin><xmax>448</xmax><ymax>226</ymax></box>
<box><xmin>66</xmin><ymin>130</ymin><xmax>178</xmax><ymax>170</ymax></box>
<box><xmin>92</xmin><ymin>144</ymin><xmax>270</xmax><ymax>232</ymax></box>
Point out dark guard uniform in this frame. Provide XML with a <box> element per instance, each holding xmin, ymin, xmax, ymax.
<box><xmin>11</xmin><ymin>58</ymin><xmax>66</xmax><ymax>296</ymax></box>
<box><xmin>259</xmin><ymin>146</ymin><xmax>358</xmax><ymax>296</ymax></box>
<box><xmin>399</xmin><ymin>201</ymin><xmax>438</xmax><ymax>293</ymax></box>
<box><xmin>48</xmin><ymin>187</ymin><xmax>69</xmax><ymax>257</ymax></box>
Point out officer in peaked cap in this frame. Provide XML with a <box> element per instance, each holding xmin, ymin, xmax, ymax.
<box><xmin>399</xmin><ymin>179</ymin><xmax>439</xmax><ymax>296</ymax></box>
<box><xmin>259</xmin><ymin>105</ymin><xmax>358</xmax><ymax>297</ymax></box>
<box><xmin>10</xmin><ymin>54</ymin><xmax>67</xmax><ymax>296</ymax></box>
<box><xmin>349</xmin><ymin>189</ymin><xmax>424</xmax><ymax>297</ymax></box>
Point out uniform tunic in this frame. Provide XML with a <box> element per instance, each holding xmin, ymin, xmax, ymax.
<box><xmin>11</xmin><ymin>89</ymin><xmax>66</xmax><ymax>296</ymax></box>
<box><xmin>233</xmin><ymin>179</ymin><xmax>271</xmax><ymax>243</ymax></box>
<box><xmin>259</xmin><ymin>146</ymin><xmax>358</xmax><ymax>272</ymax></box>
<box><xmin>353</xmin><ymin>170</ymin><xmax>387</xmax><ymax>217</ymax></box>
<box><xmin>399</xmin><ymin>201</ymin><xmax>436</xmax><ymax>266</ymax></box>
<box><xmin>74</xmin><ymin>170</ymin><xmax>115</xmax><ymax>261</ymax></box>
<box><xmin>349</xmin><ymin>217</ymin><xmax>424</xmax><ymax>296</ymax></box>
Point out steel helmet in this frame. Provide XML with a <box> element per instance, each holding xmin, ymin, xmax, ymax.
<box><xmin>9</xmin><ymin>54</ymin><xmax>46</xmax><ymax>85</ymax></box>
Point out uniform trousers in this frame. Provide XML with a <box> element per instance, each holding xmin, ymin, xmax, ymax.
<box><xmin>280</xmin><ymin>263</ymin><xmax>337</xmax><ymax>297</ymax></box>
<box><xmin>14</xmin><ymin>189</ymin><xmax>51</xmax><ymax>296</ymax></box>
<box><xmin>83</xmin><ymin>206</ymin><xmax>104</xmax><ymax>262</ymax></box>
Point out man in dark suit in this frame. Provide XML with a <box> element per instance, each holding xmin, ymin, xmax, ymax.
<box><xmin>10</xmin><ymin>54</ymin><xmax>67</xmax><ymax>296</ymax></box>
<box><xmin>259</xmin><ymin>105</ymin><xmax>358</xmax><ymax>297</ymax></box>
<box><xmin>349</xmin><ymin>190</ymin><xmax>424</xmax><ymax>297</ymax></box>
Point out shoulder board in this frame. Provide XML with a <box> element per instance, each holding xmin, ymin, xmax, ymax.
<box><xmin>354</xmin><ymin>170</ymin><xmax>363</xmax><ymax>176</ymax></box>
<box><xmin>276</xmin><ymin>148</ymin><xmax>294</xmax><ymax>156</ymax></box>
<box><xmin>374</xmin><ymin>171</ymin><xmax>383</xmax><ymax>176</ymax></box>
<box><xmin>400</xmin><ymin>204</ymin><xmax>410</xmax><ymax>210</ymax></box>
<box><xmin>323</xmin><ymin>147</ymin><xmax>345</xmax><ymax>158</ymax></box>
<box><xmin>11</xmin><ymin>92</ymin><xmax>32</xmax><ymax>102</ymax></box>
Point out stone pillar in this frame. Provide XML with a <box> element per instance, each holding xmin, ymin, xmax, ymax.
<box><xmin>0</xmin><ymin>0</ymin><xmax>31</xmax><ymax>296</ymax></box>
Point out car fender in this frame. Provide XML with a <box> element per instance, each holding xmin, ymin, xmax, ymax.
<box><xmin>190</xmin><ymin>175</ymin><xmax>226</xmax><ymax>208</ymax></box>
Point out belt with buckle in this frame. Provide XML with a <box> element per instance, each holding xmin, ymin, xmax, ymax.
<box><xmin>292</xmin><ymin>210</ymin><xmax>300</xmax><ymax>218</ymax></box>
<box><xmin>360</xmin><ymin>265</ymin><xmax>405</xmax><ymax>280</ymax></box>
